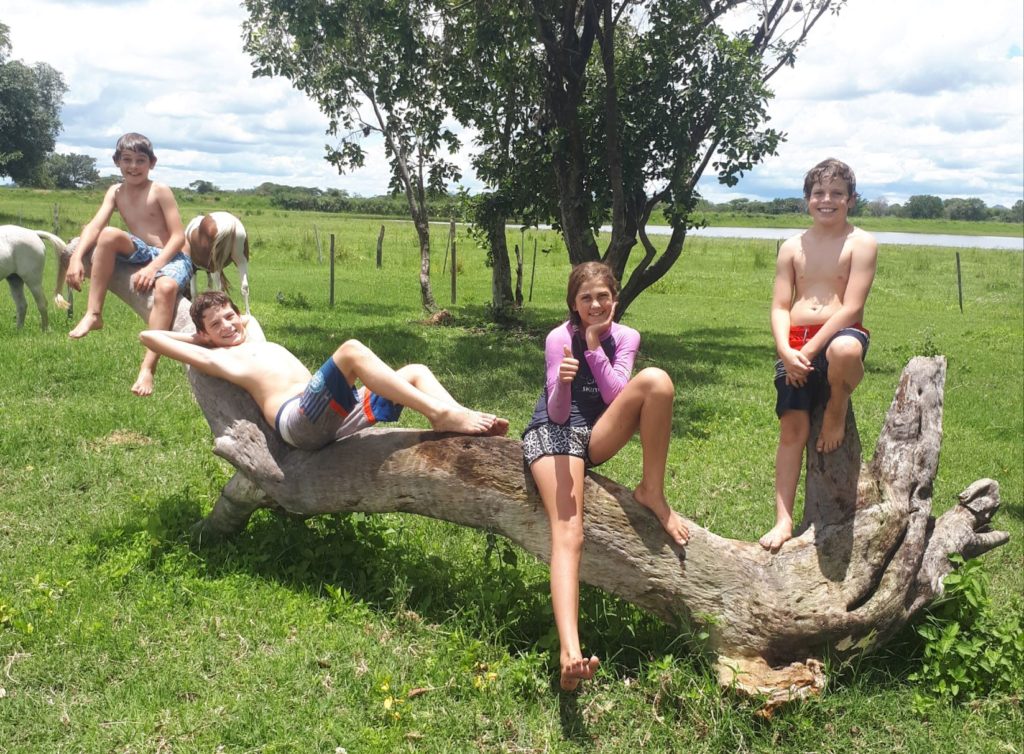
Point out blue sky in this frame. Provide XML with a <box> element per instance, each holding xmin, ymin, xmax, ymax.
<box><xmin>5</xmin><ymin>0</ymin><xmax>1023</xmax><ymax>206</ymax></box>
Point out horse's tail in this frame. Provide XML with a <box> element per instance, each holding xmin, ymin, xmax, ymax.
<box><xmin>33</xmin><ymin>230</ymin><xmax>71</xmax><ymax>309</ymax></box>
<box><xmin>208</xmin><ymin>216</ymin><xmax>234</xmax><ymax>293</ymax></box>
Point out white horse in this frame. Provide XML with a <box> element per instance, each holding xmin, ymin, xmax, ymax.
<box><xmin>185</xmin><ymin>212</ymin><xmax>250</xmax><ymax>313</ymax></box>
<box><xmin>0</xmin><ymin>225</ymin><xmax>71</xmax><ymax>330</ymax></box>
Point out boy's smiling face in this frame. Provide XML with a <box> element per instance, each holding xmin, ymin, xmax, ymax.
<box><xmin>198</xmin><ymin>304</ymin><xmax>246</xmax><ymax>348</ymax></box>
<box><xmin>116</xmin><ymin>150</ymin><xmax>155</xmax><ymax>185</ymax></box>
<box><xmin>807</xmin><ymin>177</ymin><xmax>854</xmax><ymax>224</ymax></box>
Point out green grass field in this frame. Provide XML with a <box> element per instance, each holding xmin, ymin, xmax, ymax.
<box><xmin>0</xmin><ymin>192</ymin><xmax>1021</xmax><ymax>752</ymax></box>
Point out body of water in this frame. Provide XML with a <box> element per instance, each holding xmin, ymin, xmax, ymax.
<box><xmin>630</xmin><ymin>225</ymin><xmax>1024</xmax><ymax>251</ymax></box>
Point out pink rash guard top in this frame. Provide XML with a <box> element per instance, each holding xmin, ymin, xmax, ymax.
<box><xmin>524</xmin><ymin>320</ymin><xmax>640</xmax><ymax>431</ymax></box>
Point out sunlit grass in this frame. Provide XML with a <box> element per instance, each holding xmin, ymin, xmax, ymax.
<box><xmin>0</xmin><ymin>195</ymin><xmax>1020</xmax><ymax>752</ymax></box>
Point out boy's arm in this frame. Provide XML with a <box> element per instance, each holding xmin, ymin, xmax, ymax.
<box><xmin>138</xmin><ymin>330</ymin><xmax>237</xmax><ymax>382</ymax></box>
<box><xmin>66</xmin><ymin>185</ymin><xmax>118</xmax><ymax>290</ymax></box>
<box><xmin>771</xmin><ymin>241</ymin><xmax>811</xmax><ymax>385</ymax></box>
<box><xmin>801</xmin><ymin>233</ymin><xmax>878</xmax><ymax>359</ymax></box>
<box><xmin>131</xmin><ymin>184</ymin><xmax>188</xmax><ymax>293</ymax></box>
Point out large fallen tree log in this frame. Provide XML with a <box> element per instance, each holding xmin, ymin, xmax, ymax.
<box><xmin>86</xmin><ymin>250</ymin><xmax>1010</xmax><ymax>706</ymax></box>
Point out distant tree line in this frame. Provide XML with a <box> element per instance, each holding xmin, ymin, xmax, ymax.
<box><xmin>241</xmin><ymin>182</ymin><xmax>466</xmax><ymax>219</ymax></box>
<box><xmin>704</xmin><ymin>195</ymin><xmax>1024</xmax><ymax>224</ymax></box>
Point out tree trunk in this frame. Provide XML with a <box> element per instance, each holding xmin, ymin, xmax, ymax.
<box><xmin>483</xmin><ymin>211</ymin><xmax>514</xmax><ymax>313</ymax></box>
<box><xmin>413</xmin><ymin>214</ymin><xmax>438</xmax><ymax>313</ymax></box>
<box><xmin>88</xmin><ymin>245</ymin><xmax>1010</xmax><ymax>708</ymax></box>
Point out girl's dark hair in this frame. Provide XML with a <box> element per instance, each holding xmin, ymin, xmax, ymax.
<box><xmin>566</xmin><ymin>261</ymin><xmax>619</xmax><ymax>328</ymax></box>
<box><xmin>113</xmin><ymin>132</ymin><xmax>156</xmax><ymax>165</ymax></box>
<box><xmin>190</xmin><ymin>290</ymin><xmax>238</xmax><ymax>332</ymax></box>
<box><xmin>803</xmin><ymin>157</ymin><xmax>857</xmax><ymax>202</ymax></box>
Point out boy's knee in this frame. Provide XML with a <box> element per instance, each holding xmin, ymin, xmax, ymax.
<box><xmin>779</xmin><ymin>412</ymin><xmax>809</xmax><ymax>445</ymax></box>
<box><xmin>97</xmin><ymin>226</ymin><xmax>130</xmax><ymax>249</ymax></box>
<box><xmin>826</xmin><ymin>337</ymin><xmax>863</xmax><ymax>366</ymax></box>
<box><xmin>154</xmin><ymin>278</ymin><xmax>178</xmax><ymax>299</ymax></box>
<box><xmin>397</xmin><ymin>363</ymin><xmax>431</xmax><ymax>381</ymax></box>
<box><xmin>333</xmin><ymin>338</ymin><xmax>369</xmax><ymax>367</ymax></box>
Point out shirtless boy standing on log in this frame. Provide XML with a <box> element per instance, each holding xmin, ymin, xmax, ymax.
<box><xmin>760</xmin><ymin>158</ymin><xmax>878</xmax><ymax>553</ymax></box>
<box><xmin>140</xmin><ymin>291</ymin><xmax>508</xmax><ymax>450</ymax></box>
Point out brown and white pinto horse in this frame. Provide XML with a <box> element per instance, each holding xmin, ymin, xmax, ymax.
<box><xmin>185</xmin><ymin>212</ymin><xmax>250</xmax><ymax>313</ymax></box>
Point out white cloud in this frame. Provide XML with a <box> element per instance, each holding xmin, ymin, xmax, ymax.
<box><xmin>701</xmin><ymin>0</ymin><xmax>1024</xmax><ymax>206</ymax></box>
<box><xmin>5</xmin><ymin>0</ymin><xmax>1023</xmax><ymax>206</ymax></box>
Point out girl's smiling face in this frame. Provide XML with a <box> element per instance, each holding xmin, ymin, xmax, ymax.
<box><xmin>572</xmin><ymin>280</ymin><xmax>616</xmax><ymax>330</ymax></box>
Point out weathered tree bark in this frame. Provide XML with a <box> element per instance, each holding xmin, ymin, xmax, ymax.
<box><xmin>91</xmin><ymin>248</ymin><xmax>1010</xmax><ymax>707</ymax></box>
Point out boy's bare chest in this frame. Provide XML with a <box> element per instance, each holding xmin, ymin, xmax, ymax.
<box><xmin>795</xmin><ymin>244</ymin><xmax>852</xmax><ymax>285</ymax></box>
<box><xmin>238</xmin><ymin>342</ymin><xmax>308</xmax><ymax>376</ymax></box>
<box><xmin>115</xmin><ymin>187</ymin><xmax>164</xmax><ymax>231</ymax></box>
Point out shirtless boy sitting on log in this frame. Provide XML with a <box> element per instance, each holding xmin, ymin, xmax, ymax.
<box><xmin>760</xmin><ymin>158</ymin><xmax>878</xmax><ymax>553</ymax></box>
<box><xmin>140</xmin><ymin>291</ymin><xmax>509</xmax><ymax>450</ymax></box>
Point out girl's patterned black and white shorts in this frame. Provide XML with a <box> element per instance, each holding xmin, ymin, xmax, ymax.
<box><xmin>522</xmin><ymin>422</ymin><xmax>593</xmax><ymax>467</ymax></box>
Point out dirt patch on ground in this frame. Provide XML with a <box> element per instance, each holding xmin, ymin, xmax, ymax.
<box><xmin>90</xmin><ymin>430</ymin><xmax>154</xmax><ymax>451</ymax></box>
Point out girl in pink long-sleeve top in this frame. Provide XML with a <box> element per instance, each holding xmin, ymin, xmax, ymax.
<box><xmin>522</xmin><ymin>261</ymin><xmax>689</xmax><ymax>692</ymax></box>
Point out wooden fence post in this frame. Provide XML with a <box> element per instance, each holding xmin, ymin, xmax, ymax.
<box><xmin>450</xmin><ymin>237</ymin><xmax>457</xmax><ymax>305</ymax></box>
<box><xmin>442</xmin><ymin>219</ymin><xmax>455</xmax><ymax>274</ymax></box>
<box><xmin>528</xmin><ymin>238</ymin><xmax>538</xmax><ymax>302</ymax></box>
<box><xmin>314</xmin><ymin>225</ymin><xmax>323</xmax><ymax>264</ymax></box>
<box><xmin>514</xmin><ymin>243</ymin><xmax>524</xmax><ymax>307</ymax></box>
<box><xmin>955</xmin><ymin>251</ymin><xmax>963</xmax><ymax>313</ymax></box>
<box><xmin>376</xmin><ymin>225</ymin><xmax>385</xmax><ymax>268</ymax></box>
<box><xmin>329</xmin><ymin>233</ymin><xmax>336</xmax><ymax>307</ymax></box>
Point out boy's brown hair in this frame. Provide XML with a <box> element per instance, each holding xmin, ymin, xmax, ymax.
<box><xmin>566</xmin><ymin>261</ymin><xmax>619</xmax><ymax>329</ymax></box>
<box><xmin>190</xmin><ymin>290</ymin><xmax>239</xmax><ymax>332</ymax></box>
<box><xmin>113</xmin><ymin>132</ymin><xmax>157</xmax><ymax>165</ymax></box>
<box><xmin>803</xmin><ymin>158</ymin><xmax>857</xmax><ymax>202</ymax></box>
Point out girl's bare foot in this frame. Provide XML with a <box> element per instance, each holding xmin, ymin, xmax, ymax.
<box><xmin>131</xmin><ymin>369</ymin><xmax>155</xmax><ymax>397</ymax></box>
<box><xmin>68</xmin><ymin>312</ymin><xmax>103</xmax><ymax>339</ymax></box>
<box><xmin>634</xmin><ymin>485</ymin><xmax>689</xmax><ymax>545</ymax></box>
<box><xmin>759</xmin><ymin>519</ymin><xmax>793</xmax><ymax>553</ymax></box>
<box><xmin>560</xmin><ymin>655</ymin><xmax>600</xmax><ymax>692</ymax></box>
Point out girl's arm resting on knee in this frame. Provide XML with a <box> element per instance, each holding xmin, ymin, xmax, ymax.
<box><xmin>586</xmin><ymin>324</ymin><xmax>639</xmax><ymax>404</ymax></box>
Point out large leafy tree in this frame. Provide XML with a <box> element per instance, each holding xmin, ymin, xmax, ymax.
<box><xmin>442</xmin><ymin>0</ymin><xmax>842</xmax><ymax>315</ymax></box>
<box><xmin>43</xmin><ymin>152</ymin><xmax>99</xmax><ymax>189</ymax></box>
<box><xmin>243</xmin><ymin>0</ymin><xmax>461</xmax><ymax>312</ymax></box>
<box><xmin>904</xmin><ymin>194</ymin><xmax>944</xmax><ymax>219</ymax></box>
<box><xmin>0</xmin><ymin>22</ymin><xmax>67</xmax><ymax>185</ymax></box>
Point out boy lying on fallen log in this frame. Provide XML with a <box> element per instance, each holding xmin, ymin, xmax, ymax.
<box><xmin>140</xmin><ymin>290</ymin><xmax>509</xmax><ymax>450</ymax></box>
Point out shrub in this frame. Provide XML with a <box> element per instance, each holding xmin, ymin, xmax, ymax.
<box><xmin>908</xmin><ymin>556</ymin><xmax>1024</xmax><ymax>711</ymax></box>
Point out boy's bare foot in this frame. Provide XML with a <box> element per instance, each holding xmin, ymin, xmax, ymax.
<box><xmin>634</xmin><ymin>485</ymin><xmax>689</xmax><ymax>545</ymax></box>
<box><xmin>816</xmin><ymin>397</ymin><xmax>848</xmax><ymax>453</ymax></box>
<box><xmin>485</xmin><ymin>417</ymin><xmax>510</xmax><ymax>437</ymax></box>
<box><xmin>68</xmin><ymin>312</ymin><xmax>103</xmax><ymax>339</ymax></box>
<box><xmin>131</xmin><ymin>369</ymin><xmax>155</xmax><ymax>397</ymax></box>
<box><xmin>431</xmin><ymin>406</ymin><xmax>509</xmax><ymax>436</ymax></box>
<box><xmin>759</xmin><ymin>520</ymin><xmax>793</xmax><ymax>553</ymax></box>
<box><xmin>560</xmin><ymin>655</ymin><xmax>600</xmax><ymax>692</ymax></box>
